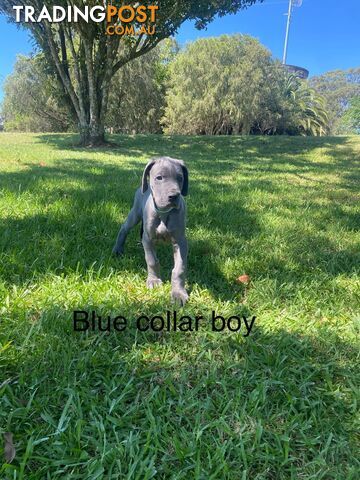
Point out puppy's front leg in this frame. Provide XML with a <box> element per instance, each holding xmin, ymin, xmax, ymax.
<box><xmin>171</xmin><ymin>236</ymin><xmax>188</xmax><ymax>306</ymax></box>
<box><xmin>142</xmin><ymin>235</ymin><xmax>163</xmax><ymax>288</ymax></box>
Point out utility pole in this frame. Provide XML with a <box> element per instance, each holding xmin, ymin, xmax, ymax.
<box><xmin>282</xmin><ymin>0</ymin><xmax>293</xmax><ymax>64</ymax></box>
<box><xmin>283</xmin><ymin>0</ymin><xmax>303</xmax><ymax>65</ymax></box>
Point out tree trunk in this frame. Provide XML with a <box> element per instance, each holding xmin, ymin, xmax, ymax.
<box><xmin>79</xmin><ymin>122</ymin><xmax>105</xmax><ymax>147</ymax></box>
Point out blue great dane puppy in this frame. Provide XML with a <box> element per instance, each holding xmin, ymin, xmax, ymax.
<box><xmin>113</xmin><ymin>157</ymin><xmax>189</xmax><ymax>306</ymax></box>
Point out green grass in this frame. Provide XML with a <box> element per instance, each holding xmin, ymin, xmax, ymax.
<box><xmin>0</xmin><ymin>132</ymin><xmax>359</xmax><ymax>479</ymax></box>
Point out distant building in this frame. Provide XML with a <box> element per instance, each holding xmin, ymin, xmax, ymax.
<box><xmin>283</xmin><ymin>64</ymin><xmax>309</xmax><ymax>79</ymax></box>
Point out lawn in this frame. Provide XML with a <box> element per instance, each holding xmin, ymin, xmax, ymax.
<box><xmin>0</xmin><ymin>132</ymin><xmax>359</xmax><ymax>479</ymax></box>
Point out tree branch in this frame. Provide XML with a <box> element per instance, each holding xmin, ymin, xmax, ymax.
<box><xmin>112</xmin><ymin>37</ymin><xmax>164</xmax><ymax>77</ymax></box>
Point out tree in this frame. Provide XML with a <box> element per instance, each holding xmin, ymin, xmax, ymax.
<box><xmin>1</xmin><ymin>40</ymin><xmax>177</xmax><ymax>134</ymax></box>
<box><xmin>163</xmin><ymin>34</ymin><xmax>277</xmax><ymax>135</ymax></box>
<box><xmin>1</xmin><ymin>54</ymin><xmax>72</xmax><ymax>132</ymax></box>
<box><xmin>310</xmin><ymin>68</ymin><xmax>360</xmax><ymax>134</ymax></box>
<box><xmin>0</xmin><ymin>0</ymin><xmax>261</xmax><ymax>146</ymax></box>
<box><xmin>280</xmin><ymin>73</ymin><xmax>329</xmax><ymax>136</ymax></box>
<box><xmin>163</xmin><ymin>35</ymin><xmax>329</xmax><ymax>136</ymax></box>
<box><xmin>340</xmin><ymin>96</ymin><xmax>360</xmax><ymax>133</ymax></box>
<box><xmin>106</xmin><ymin>39</ymin><xmax>178</xmax><ymax>134</ymax></box>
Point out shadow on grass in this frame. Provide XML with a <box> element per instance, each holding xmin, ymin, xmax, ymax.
<box><xmin>1</xmin><ymin>135</ymin><xmax>359</xmax><ymax>302</ymax></box>
<box><xmin>1</xmin><ymin>310</ymin><xmax>358</xmax><ymax>478</ymax></box>
<box><xmin>0</xmin><ymin>155</ymin><xmax>262</xmax><ymax>301</ymax></box>
<box><xmin>37</xmin><ymin>133</ymin><xmax>359</xmax><ymax>193</ymax></box>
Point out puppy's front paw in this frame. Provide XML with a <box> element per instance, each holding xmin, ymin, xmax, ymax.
<box><xmin>147</xmin><ymin>277</ymin><xmax>163</xmax><ymax>289</ymax></box>
<box><xmin>171</xmin><ymin>288</ymin><xmax>189</xmax><ymax>306</ymax></box>
<box><xmin>112</xmin><ymin>246</ymin><xmax>124</xmax><ymax>256</ymax></box>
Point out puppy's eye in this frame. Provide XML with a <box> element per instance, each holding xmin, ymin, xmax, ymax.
<box><xmin>156</xmin><ymin>175</ymin><xmax>163</xmax><ymax>181</ymax></box>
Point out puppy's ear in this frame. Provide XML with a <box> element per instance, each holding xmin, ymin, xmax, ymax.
<box><xmin>176</xmin><ymin>159</ymin><xmax>189</xmax><ymax>197</ymax></box>
<box><xmin>141</xmin><ymin>159</ymin><xmax>155</xmax><ymax>193</ymax></box>
<box><xmin>180</xmin><ymin>162</ymin><xmax>189</xmax><ymax>196</ymax></box>
<box><xmin>172</xmin><ymin>158</ymin><xmax>189</xmax><ymax>196</ymax></box>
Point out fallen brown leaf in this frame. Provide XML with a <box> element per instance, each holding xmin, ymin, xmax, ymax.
<box><xmin>237</xmin><ymin>274</ymin><xmax>251</xmax><ymax>285</ymax></box>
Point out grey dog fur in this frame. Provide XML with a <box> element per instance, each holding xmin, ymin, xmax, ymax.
<box><xmin>112</xmin><ymin>156</ymin><xmax>189</xmax><ymax>305</ymax></box>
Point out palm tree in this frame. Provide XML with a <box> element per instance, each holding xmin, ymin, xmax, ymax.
<box><xmin>282</xmin><ymin>73</ymin><xmax>329</xmax><ymax>136</ymax></box>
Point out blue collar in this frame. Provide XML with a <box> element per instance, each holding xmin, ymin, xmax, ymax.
<box><xmin>151</xmin><ymin>190</ymin><xmax>177</xmax><ymax>215</ymax></box>
<box><xmin>154</xmin><ymin>205</ymin><xmax>175</xmax><ymax>214</ymax></box>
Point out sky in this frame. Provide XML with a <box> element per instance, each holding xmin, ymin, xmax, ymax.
<box><xmin>0</xmin><ymin>0</ymin><xmax>359</xmax><ymax>102</ymax></box>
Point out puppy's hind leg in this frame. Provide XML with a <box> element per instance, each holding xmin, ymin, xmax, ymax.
<box><xmin>112</xmin><ymin>189</ymin><xmax>142</xmax><ymax>256</ymax></box>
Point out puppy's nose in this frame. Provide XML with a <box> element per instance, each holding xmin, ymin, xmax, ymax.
<box><xmin>168</xmin><ymin>193</ymin><xmax>180</xmax><ymax>202</ymax></box>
